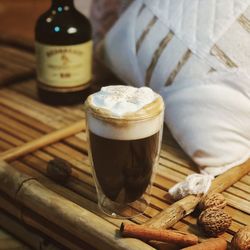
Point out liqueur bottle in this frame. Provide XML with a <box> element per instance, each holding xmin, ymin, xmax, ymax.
<box><xmin>35</xmin><ymin>0</ymin><xmax>92</xmax><ymax>105</ymax></box>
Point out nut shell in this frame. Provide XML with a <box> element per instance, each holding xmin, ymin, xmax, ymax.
<box><xmin>198</xmin><ymin>208</ymin><xmax>232</xmax><ymax>237</ymax></box>
<box><xmin>199</xmin><ymin>193</ymin><xmax>227</xmax><ymax>210</ymax></box>
<box><xmin>231</xmin><ymin>226</ymin><xmax>250</xmax><ymax>250</ymax></box>
<box><xmin>46</xmin><ymin>158</ymin><xmax>72</xmax><ymax>184</ymax></box>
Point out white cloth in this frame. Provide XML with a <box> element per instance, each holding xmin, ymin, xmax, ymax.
<box><xmin>161</xmin><ymin>70</ymin><xmax>250</xmax><ymax>176</ymax></box>
<box><xmin>102</xmin><ymin>0</ymin><xmax>250</xmax><ymax>197</ymax></box>
<box><xmin>103</xmin><ymin>0</ymin><xmax>250</xmax><ymax>89</ymax></box>
<box><xmin>169</xmin><ymin>174</ymin><xmax>214</xmax><ymax>200</ymax></box>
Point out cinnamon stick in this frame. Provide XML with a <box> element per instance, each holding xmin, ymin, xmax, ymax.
<box><xmin>120</xmin><ymin>223</ymin><xmax>198</xmax><ymax>247</ymax></box>
<box><xmin>180</xmin><ymin>238</ymin><xmax>227</xmax><ymax>250</ymax></box>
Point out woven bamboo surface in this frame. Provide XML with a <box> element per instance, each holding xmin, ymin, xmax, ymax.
<box><xmin>0</xmin><ymin>228</ymin><xmax>30</xmax><ymax>250</ymax></box>
<box><xmin>0</xmin><ymin>43</ymin><xmax>249</xmax><ymax>250</ymax></box>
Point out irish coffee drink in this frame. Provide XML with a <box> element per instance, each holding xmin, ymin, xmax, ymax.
<box><xmin>85</xmin><ymin>86</ymin><xmax>164</xmax><ymax>218</ymax></box>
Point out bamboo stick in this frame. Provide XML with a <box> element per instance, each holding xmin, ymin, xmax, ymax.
<box><xmin>0</xmin><ymin>89</ymin><xmax>82</xmax><ymax>124</ymax></box>
<box><xmin>0</xmin><ymin>193</ymin><xmax>95</xmax><ymax>250</ymax></box>
<box><xmin>0</xmin><ymin>210</ymin><xmax>61</xmax><ymax>250</ymax></box>
<box><xmin>0</xmin><ymin>161</ymin><xmax>155</xmax><ymax>250</ymax></box>
<box><xmin>0</xmin><ymin>70</ymin><xmax>34</xmax><ymax>87</ymax></box>
<box><xmin>0</xmin><ymin>103</ymin><xmax>52</xmax><ymax>133</ymax></box>
<box><xmin>0</xmin><ymin>104</ymin><xmax>87</xmax><ymax>152</ymax></box>
<box><xmin>0</xmin><ymin>90</ymin><xmax>80</xmax><ymax>128</ymax></box>
<box><xmin>144</xmin><ymin>160</ymin><xmax>250</xmax><ymax>228</ymax></box>
<box><xmin>0</xmin><ymin>120</ymin><xmax>85</xmax><ymax>162</ymax></box>
<box><xmin>0</xmin><ymin>58</ymin><xmax>31</xmax><ymax>76</ymax></box>
<box><xmin>0</xmin><ymin>113</ymin><xmax>42</xmax><ymax>138</ymax></box>
<box><xmin>0</xmin><ymin>140</ymin><xmax>13</xmax><ymax>151</ymax></box>
<box><xmin>2</xmin><ymin>46</ymin><xmax>35</xmax><ymax>63</ymax></box>
<box><xmin>0</xmin><ymin>34</ymin><xmax>34</xmax><ymax>52</ymax></box>
<box><xmin>0</xmin><ymin>45</ymin><xmax>35</xmax><ymax>85</ymax></box>
<box><xmin>0</xmin><ymin>47</ymin><xmax>34</xmax><ymax>70</ymax></box>
<box><xmin>0</xmin><ymin>229</ymin><xmax>30</xmax><ymax>250</ymax></box>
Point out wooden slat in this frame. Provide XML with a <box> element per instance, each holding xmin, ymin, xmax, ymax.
<box><xmin>0</xmin><ymin>89</ymin><xmax>81</xmax><ymax>129</ymax></box>
<box><xmin>233</xmin><ymin>181</ymin><xmax>250</xmax><ymax>193</ymax></box>
<box><xmin>222</xmin><ymin>192</ymin><xmax>250</xmax><ymax>214</ymax></box>
<box><xmin>0</xmin><ymin>140</ymin><xmax>13</xmax><ymax>152</ymax></box>
<box><xmin>241</xmin><ymin>175</ymin><xmax>250</xmax><ymax>185</ymax></box>
<box><xmin>159</xmin><ymin>158</ymin><xmax>195</xmax><ymax>176</ymax></box>
<box><xmin>0</xmin><ymin>228</ymin><xmax>30</xmax><ymax>250</ymax></box>
<box><xmin>0</xmin><ymin>45</ymin><xmax>35</xmax><ymax>85</ymax></box>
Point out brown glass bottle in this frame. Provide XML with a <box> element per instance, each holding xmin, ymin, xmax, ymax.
<box><xmin>35</xmin><ymin>0</ymin><xmax>92</xmax><ymax>105</ymax></box>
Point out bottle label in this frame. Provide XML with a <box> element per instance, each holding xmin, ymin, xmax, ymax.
<box><xmin>35</xmin><ymin>41</ymin><xmax>92</xmax><ymax>92</ymax></box>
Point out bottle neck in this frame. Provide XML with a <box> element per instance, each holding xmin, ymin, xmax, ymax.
<box><xmin>51</xmin><ymin>0</ymin><xmax>74</xmax><ymax>8</ymax></box>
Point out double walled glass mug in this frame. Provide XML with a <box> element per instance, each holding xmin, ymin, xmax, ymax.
<box><xmin>85</xmin><ymin>86</ymin><xmax>164</xmax><ymax>218</ymax></box>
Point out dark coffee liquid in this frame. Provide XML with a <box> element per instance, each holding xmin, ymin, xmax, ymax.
<box><xmin>89</xmin><ymin>131</ymin><xmax>160</xmax><ymax>203</ymax></box>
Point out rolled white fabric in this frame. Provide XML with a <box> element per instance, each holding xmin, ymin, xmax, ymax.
<box><xmin>102</xmin><ymin>0</ymin><xmax>250</xmax><ymax>198</ymax></box>
<box><xmin>161</xmin><ymin>70</ymin><xmax>250</xmax><ymax>176</ymax></box>
<box><xmin>103</xmin><ymin>0</ymin><xmax>250</xmax><ymax>89</ymax></box>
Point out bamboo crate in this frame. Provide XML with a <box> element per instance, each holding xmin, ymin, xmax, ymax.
<box><xmin>0</xmin><ymin>40</ymin><xmax>249</xmax><ymax>250</ymax></box>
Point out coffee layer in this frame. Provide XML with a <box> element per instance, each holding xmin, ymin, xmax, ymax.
<box><xmin>89</xmin><ymin>131</ymin><xmax>160</xmax><ymax>203</ymax></box>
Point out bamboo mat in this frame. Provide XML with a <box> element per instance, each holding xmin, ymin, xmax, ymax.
<box><xmin>0</xmin><ymin>228</ymin><xmax>30</xmax><ymax>250</ymax></box>
<box><xmin>0</xmin><ymin>44</ymin><xmax>35</xmax><ymax>86</ymax></box>
<box><xmin>0</xmin><ymin>43</ymin><xmax>249</xmax><ymax>250</ymax></box>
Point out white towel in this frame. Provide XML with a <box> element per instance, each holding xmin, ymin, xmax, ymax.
<box><xmin>161</xmin><ymin>70</ymin><xmax>250</xmax><ymax>176</ymax></box>
<box><xmin>102</xmin><ymin>0</ymin><xmax>250</xmax><ymax>197</ymax></box>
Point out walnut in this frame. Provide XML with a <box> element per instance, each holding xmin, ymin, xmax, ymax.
<box><xmin>199</xmin><ymin>192</ymin><xmax>227</xmax><ymax>210</ymax></box>
<box><xmin>198</xmin><ymin>208</ymin><xmax>232</xmax><ymax>237</ymax></box>
<box><xmin>231</xmin><ymin>226</ymin><xmax>250</xmax><ymax>250</ymax></box>
<box><xmin>46</xmin><ymin>158</ymin><xmax>72</xmax><ymax>185</ymax></box>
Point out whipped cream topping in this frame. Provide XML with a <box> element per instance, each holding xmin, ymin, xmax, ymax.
<box><xmin>90</xmin><ymin>85</ymin><xmax>158</xmax><ymax>116</ymax></box>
